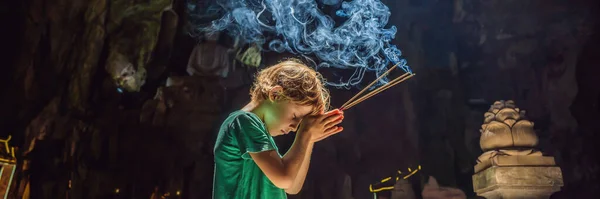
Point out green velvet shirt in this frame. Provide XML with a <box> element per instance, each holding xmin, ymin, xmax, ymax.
<box><xmin>213</xmin><ymin>110</ymin><xmax>287</xmax><ymax>199</ymax></box>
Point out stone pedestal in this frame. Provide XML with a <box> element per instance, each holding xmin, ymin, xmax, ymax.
<box><xmin>472</xmin><ymin>156</ymin><xmax>563</xmax><ymax>199</ymax></box>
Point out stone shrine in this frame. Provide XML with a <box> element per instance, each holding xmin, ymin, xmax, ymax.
<box><xmin>472</xmin><ymin>100</ymin><xmax>563</xmax><ymax>199</ymax></box>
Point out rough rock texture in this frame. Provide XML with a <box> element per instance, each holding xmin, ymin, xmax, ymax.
<box><xmin>0</xmin><ymin>0</ymin><xmax>599</xmax><ymax>198</ymax></box>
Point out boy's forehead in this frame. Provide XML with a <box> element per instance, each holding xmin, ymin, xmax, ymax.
<box><xmin>288</xmin><ymin>103</ymin><xmax>314</xmax><ymax>115</ymax></box>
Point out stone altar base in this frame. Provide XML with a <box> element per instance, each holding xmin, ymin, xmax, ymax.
<box><xmin>472</xmin><ymin>156</ymin><xmax>563</xmax><ymax>199</ymax></box>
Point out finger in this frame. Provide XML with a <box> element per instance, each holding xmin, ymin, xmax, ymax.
<box><xmin>323</xmin><ymin>109</ymin><xmax>342</xmax><ymax>116</ymax></box>
<box><xmin>324</xmin><ymin>116</ymin><xmax>344</xmax><ymax>129</ymax></box>
<box><xmin>315</xmin><ymin>127</ymin><xmax>343</xmax><ymax>142</ymax></box>
<box><xmin>315</xmin><ymin>127</ymin><xmax>339</xmax><ymax>141</ymax></box>
<box><xmin>323</xmin><ymin>125</ymin><xmax>343</xmax><ymax>136</ymax></box>
<box><xmin>322</xmin><ymin>114</ymin><xmax>343</xmax><ymax>124</ymax></box>
<box><xmin>314</xmin><ymin>132</ymin><xmax>335</xmax><ymax>142</ymax></box>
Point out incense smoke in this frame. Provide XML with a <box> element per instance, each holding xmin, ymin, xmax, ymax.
<box><xmin>187</xmin><ymin>0</ymin><xmax>411</xmax><ymax>88</ymax></box>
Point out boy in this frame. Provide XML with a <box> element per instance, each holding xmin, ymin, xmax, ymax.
<box><xmin>213</xmin><ymin>59</ymin><xmax>345</xmax><ymax>199</ymax></box>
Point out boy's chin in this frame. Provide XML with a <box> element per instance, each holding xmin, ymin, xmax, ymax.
<box><xmin>268</xmin><ymin>132</ymin><xmax>281</xmax><ymax>137</ymax></box>
<box><xmin>271</xmin><ymin>130</ymin><xmax>289</xmax><ymax>136</ymax></box>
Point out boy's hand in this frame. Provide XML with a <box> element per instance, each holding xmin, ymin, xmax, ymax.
<box><xmin>298</xmin><ymin>109</ymin><xmax>344</xmax><ymax>143</ymax></box>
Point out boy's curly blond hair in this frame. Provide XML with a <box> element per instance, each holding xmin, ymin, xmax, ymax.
<box><xmin>250</xmin><ymin>59</ymin><xmax>330</xmax><ymax>115</ymax></box>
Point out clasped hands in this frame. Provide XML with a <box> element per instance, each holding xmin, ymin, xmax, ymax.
<box><xmin>297</xmin><ymin>109</ymin><xmax>344</xmax><ymax>143</ymax></box>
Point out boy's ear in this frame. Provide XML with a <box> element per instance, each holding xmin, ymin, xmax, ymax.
<box><xmin>268</xmin><ymin>86</ymin><xmax>284</xmax><ymax>101</ymax></box>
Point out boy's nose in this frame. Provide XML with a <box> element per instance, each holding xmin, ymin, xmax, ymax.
<box><xmin>290</xmin><ymin>123</ymin><xmax>300</xmax><ymax>132</ymax></box>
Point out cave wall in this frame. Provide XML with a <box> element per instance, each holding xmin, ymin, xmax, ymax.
<box><xmin>0</xmin><ymin>0</ymin><xmax>599</xmax><ymax>198</ymax></box>
<box><xmin>384</xmin><ymin>0</ymin><xmax>600</xmax><ymax>198</ymax></box>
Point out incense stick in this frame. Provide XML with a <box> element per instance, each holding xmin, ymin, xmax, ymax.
<box><xmin>343</xmin><ymin>73</ymin><xmax>414</xmax><ymax>110</ymax></box>
<box><xmin>343</xmin><ymin>73</ymin><xmax>413</xmax><ymax>110</ymax></box>
<box><xmin>342</xmin><ymin>73</ymin><xmax>412</xmax><ymax>110</ymax></box>
<box><xmin>342</xmin><ymin>73</ymin><xmax>407</xmax><ymax>110</ymax></box>
<box><xmin>340</xmin><ymin>63</ymin><xmax>400</xmax><ymax>109</ymax></box>
<box><xmin>342</xmin><ymin>73</ymin><xmax>414</xmax><ymax>110</ymax></box>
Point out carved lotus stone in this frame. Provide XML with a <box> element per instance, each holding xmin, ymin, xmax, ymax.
<box><xmin>479</xmin><ymin>100</ymin><xmax>539</xmax><ymax>151</ymax></box>
<box><xmin>476</xmin><ymin>149</ymin><xmax>543</xmax><ymax>163</ymax></box>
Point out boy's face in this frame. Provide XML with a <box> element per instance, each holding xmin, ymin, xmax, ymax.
<box><xmin>264</xmin><ymin>100</ymin><xmax>313</xmax><ymax>137</ymax></box>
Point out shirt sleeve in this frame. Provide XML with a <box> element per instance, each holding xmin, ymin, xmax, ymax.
<box><xmin>232</xmin><ymin>114</ymin><xmax>277</xmax><ymax>159</ymax></box>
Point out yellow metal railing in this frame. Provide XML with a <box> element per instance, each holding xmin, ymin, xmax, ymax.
<box><xmin>369</xmin><ymin>165</ymin><xmax>421</xmax><ymax>198</ymax></box>
<box><xmin>0</xmin><ymin>136</ymin><xmax>17</xmax><ymax>199</ymax></box>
